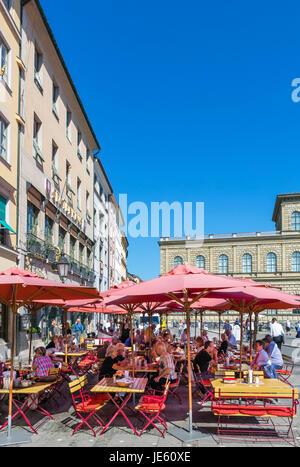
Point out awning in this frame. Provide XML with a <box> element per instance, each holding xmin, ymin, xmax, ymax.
<box><xmin>0</xmin><ymin>219</ymin><xmax>16</xmax><ymax>234</ymax></box>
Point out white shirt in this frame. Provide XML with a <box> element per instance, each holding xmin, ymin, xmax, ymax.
<box><xmin>270</xmin><ymin>322</ymin><xmax>285</xmax><ymax>338</ymax></box>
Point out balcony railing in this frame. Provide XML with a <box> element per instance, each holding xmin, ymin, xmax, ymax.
<box><xmin>27</xmin><ymin>233</ymin><xmax>59</xmax><ymax>262</ymax></box>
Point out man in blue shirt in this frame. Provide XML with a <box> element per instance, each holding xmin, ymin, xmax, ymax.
<box><xmin>252</xmin><ymin>340</ymin><xmax>278</xmax><ymax>379</ymax></box>
<box><xmin>73</xmin><ymin>319</ymin><xmax>84</xmax><ymax>345</ymax></box>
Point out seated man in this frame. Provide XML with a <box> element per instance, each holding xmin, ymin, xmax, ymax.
<box><xmin>150</xmin><ymin>343</ymin><xmax>177</xmax><ymax>393</ymax></box>
<box><xmin>225</xmin><ymin>329</ymin><xmax>237</xmax><ymax>349</ymax></box>
<box><xmin>251</xmin><ymin>340</ymin><xmax>277</xmax><ymax>379</ymax></box>
<box><xmin>263</xmin><ymin>335</ymin><xmax>283</xmax><ymax>370</ymax></box>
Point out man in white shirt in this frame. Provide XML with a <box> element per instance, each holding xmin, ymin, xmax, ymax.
<box><xmin>270</xmin><ymin>318</ymin><xmax>285</xmax><ymax>350</ymax></box>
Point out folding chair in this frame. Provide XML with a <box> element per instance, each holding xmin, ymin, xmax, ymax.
<box><xmin>168</xmin><ymin>364</ymin><xmax>183</xmax><ymax>404</ymax></box>
<box><xmin>194</xmin><ymin>364</ymin><xmax>215</xmax><ymax>405</ymax></box>
<box><xmin>276</xmin><ymin>363</ymin><xmax>294</xmax><ymax>385</ymax></box>
<box><xmin>135</xmin><ymin>381</ymin><xmax>170</xmax><ymax>438</ymax></box>
<box><xmin>69</xmin><ymin>375</ymin><xmax>109</xmax><ymax>437</ymax></box>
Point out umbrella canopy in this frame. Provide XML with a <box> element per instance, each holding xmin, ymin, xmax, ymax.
<box><xmin>0</xmin><ymin>268</ymin><xmax>101</xmax><ymax>306</ymax></box>
<box><xmin>105</xmin><ymin>265</ymin><xmax>266</xmax><ymax>307</ymax></box>
<box><xmin>0</xmin><ymin>267</ymin><xmax>101</xmax><ymax>440</ymax></box>
<box><xmin>202</xmin><ymin>286</ymin><xmax>300</xmax><ymax>311</ymax></box>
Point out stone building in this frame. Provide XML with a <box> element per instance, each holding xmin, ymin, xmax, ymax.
<box><xmin>159</xmin><ymin>193</ymin><xmax>300</xmax><ymax>323</ymax></box>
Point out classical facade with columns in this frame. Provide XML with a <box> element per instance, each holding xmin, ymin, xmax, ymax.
<box><xmin>159</xmin><ymin>193</ymin><xmax>300</xmax><ymax>323</ymax></box>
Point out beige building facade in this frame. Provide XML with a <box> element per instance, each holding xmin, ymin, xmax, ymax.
<box><xmin>159</xmin><ymin>193</ymin><xmax>300</xmax><ymax>323</ymax></box>
<box><xmin>0</xmin><ymin>0</ymin><xmax>22</xmax><ymax>349</ymax></box>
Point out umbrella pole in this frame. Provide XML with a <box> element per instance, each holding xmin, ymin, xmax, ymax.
<box><xmin>64</xmin><ymin>310</ymin><xmax>68</xmax><ymax>364</ymax></box>
<box><xmin>218</xmin><ymin>313</ymin><xmax>221</xmax><ymax>341</ymax></box>
<box><xmin>194</xmin><ymin>311</ymin><xmax>197</xmax><ymax>339</ymax></box>
<box><xmin>200</xmin><ymin>311</ymin><xmax>203</xmax><ymax>335</ymax></box>
<box><xmin>254</xmin><ymin>311</ymin><xmax>258</xmax><ymax>343</ymax></box>
<box><xmin>186</xmin><ymin>304</ymin><xmax>193</xmax><ymax>434</ymax></box>
<box><xmin>249</xmin><ymin>312</ymin><xmax>253</xmax><ymax>364</ymax></box>
<box><xmin>8</xmin><ymin>303</ymin><xmax>17</xmax><ymax>439</ymax></box>
<box><xmin>28</xmin><ymin>309</ymin><xmax>35</xmax><ymax>365</ymax></box>
<box><xmin>129</xmin><ymin>311</ymin><xmax>136</xmax><ymax>405</ymax></box>
<box><xmin>239</xmin><ymin>311</ymin><xmax>244</xmax><ymax>379</ymax></box>
<box><xmin>149</xmin><ymin>312</ymin><xmax>152</xmax><ymax>363</ymax></box>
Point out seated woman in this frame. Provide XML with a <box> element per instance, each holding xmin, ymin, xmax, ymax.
<box><xmin>32</xmin><ymin>347</ymin><xmax>54</xmax><ymax>379</ymax></box>
<box><xmin>218</xmin><ymin>333</ymin><xmax>228</xmax><ymax>357</ymax></box>
<box><xmin>150</xmin><ymin>343</ymin><xmax>177</xmax><ymax>393</ymax></box>
<box><xmin>113</xmin><ymin>343</ymin><xmax>128</xmax><ymax>367</ymax></box>
<box><xmin>251</xmin><ymin>340</ymin><xmax>277</xmax><ymax>379</ymax></box>
<box><xmin>99</xmin><ymin>345</ymin><xmax>120</xmax><ymax>379</ymax></box>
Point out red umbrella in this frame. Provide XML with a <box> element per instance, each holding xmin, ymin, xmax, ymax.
<box><xmin>0</xmin><ymin>267</ymin><xmax>101</xmax><ymax>445</ymax></box>
<box><xmin>106</xmin><ymin>265</ymin><xmax>266</xmax><ymax>306</ymax></box>
<box><xmin>105</xmin><ymin>265</ymin><xmax>268</xmax><ymax>442</ymax></box>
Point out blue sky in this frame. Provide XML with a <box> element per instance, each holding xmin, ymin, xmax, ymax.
<box><xmin>41</xmin><ymin>0</ymin><xmax>300</xmax><ymax>280</ymax></box>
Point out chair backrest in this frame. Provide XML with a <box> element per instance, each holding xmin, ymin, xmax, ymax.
<box><xmin>47</xmin><ymin>367</ymin><xmax>60</xmax><ymax>377</ymax></box>
<box><xmin>69</xmin><ymin>375</ymin><xmax>88</xmax><ymax>394</ymax></box>
<box><xmin>162</xmin><ymin>379</ymin><xmax>170</xmax><ymax>399</ymax></box>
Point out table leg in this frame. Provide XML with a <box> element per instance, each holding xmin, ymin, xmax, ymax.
<box><xmin>99</xmin><ymin>393</ymin><xmax>139</xmax><ymax>436</ymax></box>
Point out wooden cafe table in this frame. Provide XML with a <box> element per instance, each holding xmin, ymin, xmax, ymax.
<box><xmin>212</xmin><ymin>378</ymin><xmax>298</xmax><ymax>401</ymax></box>
<box><xmin>0</xmin><ymin>381</ymin><xmax>56</xmax><ymax>434</ymax></box>
<box><xmin>91</xmin><ymin>377</ymin><xmax>148</xmax><ymax>436</ymax></box>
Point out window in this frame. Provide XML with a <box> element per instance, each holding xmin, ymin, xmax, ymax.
<box><xmin>196</xmin><ymin>255</ymin><xmax>205</xmax><ymax>269</ymax></box>
<box><xmin>3</xmin><ymin>0</ymin><xmax>11</xmax><ymax>11</ymax></box>
<box><xmin>27</xmin><ymin>203</ymin><xmax>39</xmax><ymax>235</ymax></box>
<box><xmin>0</xmin><ymin>116</ymin><xmax>8</xmax><ymax>161</ymax></box>
<box><xmin>266</xmin><ymin>310</ymin><xmax>277</xmax><ymax>316</ymax></box>
<box><xmin>87</xmin><ymin>248</ymin><xmax>92</xmax><ymax>268</ymax></box>
<box><xmin>0</xmin><ymin>38</ymin><xmax>9</xmax><ymax>84</ymax></box>
<box><xmin>77</xmin><ymin>178</ymin><xmax>81</xmax><ymax>210</ymax></box>
<box><xmin>219</xmin><ymin>254</ymin><xmax>228</xmax><ymax>274</ymax></box>
<box><xmin>292</xmin><ymin>252</ymin><xmax>300</xmax><ymax>272</ymax></box>
<box><xmin>70</xmin><ymin>236</ymin><xmax>76</xmax><ymax>259</ymax></box>
<box><xmin>0</xmin><ymin>195</ymin><xmax>7</xmax><ymax>244</ymax></box>
<box><xmin>86</xmin><ymin>148</ymin><xmax>90</xmax><ymax>173</ymax></box>
<box><xmin>58</xmin><ymin>227</ymin><xmax>66</xmax><ymax>253</ymax></box>
<box><xmin>291</xmin><ymin>211</ymin><xmax>300</xmax><ymax>231</ymax></box>
<box><xmin>174</xmin><ymin>256</ymin><xmax>183</xmax><ymax>267</ymax></box>
<box><xmin>52</xmin><ymin>81</ymin><xmax>59</xmax><ymax>118</ymax></box>
<box><xmin>51</xmin><ymin>141</ymin><xmax>61</xmax><ymax>184</ymax></box>
<box><xmin>266</xmin><ymin>252</ymin><xmax>277</xmax><ymax>273</ymax></box>
<box><xmin>79</xmin><ymin>243</ymin><xmax>84</xmax><ymax>264</ymax></box>
<box><xmin>34</xmin><ymin>45</ymin><xmax>43</xmax><ymax>90</ymax></box>
<box><xmin>66</xmin><ymin>109</ymin><xmax>71</xmax><ymax>141</ymax></box>
<box><xmin>86</xmin><ymin>191</ymin><xmax>91</xmax><ymax>221</ymax></box>
<box><xmin>65</xmin><ymin>161</ymin><xmax>74</xmax><ymax>198</ymax></box>
<box><xmin>0</xmin><ymin>303</ymin><xmax>8</xmax><ymax>341</ymax></box>
<box><xmin>242</xmin><ymin>253</ymin><xmax>252</xmax><ymax>273</ymax></box>
<box><xmin>33</xmin><ymin>115</ymin><xmax>44</xmax><ymax>164</ymax></box>
<box><xmin>45</xmin><ymin>216</ymin><xmax>53</xmax><ymax>243</ymax></box>
<box><xmin>77</xmin><ymin>130</ymin><xmax>82</xmax><ymax>160</ymax></box>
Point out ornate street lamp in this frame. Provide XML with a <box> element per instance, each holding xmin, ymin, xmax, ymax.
<box><xmin>57</xmin><ymin>254</ymin><xmax>70</xmax><ymax>283</ymax></box>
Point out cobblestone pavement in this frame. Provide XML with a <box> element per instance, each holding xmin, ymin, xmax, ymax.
<box><xmin>0</xmin><ymin>364</ymin><xmax>299</xmax><ymax>448</ymax></box>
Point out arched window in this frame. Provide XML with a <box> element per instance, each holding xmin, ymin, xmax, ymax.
<box><xmin>291</xmin><ymin>212</ymin><xmax>300</xmax><ymax>231</ymax></box>
<box><xmin>218</xmin><ymin>254</ymin><xmax>228</xmax><ymax>274</ymax></box>
<box><xmin>242</xmin><ymin>253</ymin><xmax>252</xmax><ymax>273</ymax></box>
<box><xmin>196</xmin><ymin>255</ymin><xmax>205</xmax><ymax>269</ymax></box>
<box><xmin>266</xmin><ymin>252</ymin><xmax>277</xmax><ymax>273</ymax></box>
<box><xmin>174</xmin><ymin>256</ymin><xmax>183</xmax><ymax>267</ymax></box>
<box><xmin>292</xmin><ymin>252</ymin><xmax>300</xmax><ymax>272</ymax></box>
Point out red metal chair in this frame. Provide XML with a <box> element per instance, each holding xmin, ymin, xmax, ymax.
<box><xmin>135</xmin><ymin>381</ymin><xmax>170</xmax><ymax>438</ymax></box>
<box><xmin>68</xmin><ymin>375</ymin><xmax>109</xmax><ymax>437</ymax></box>
<box><xmin>168</xmin><ymin>364</ymin><xmax>183</xmax><ymax>404</ymax></box>
<box><xmin>194</xmin><ymin>364</ymin><xmax>215</xmax><ymax>405</ymax></box>
<box><xmin>276</xmin><ymin>363</ymin><xmax>294</xmax><ymax>385</ymax></box>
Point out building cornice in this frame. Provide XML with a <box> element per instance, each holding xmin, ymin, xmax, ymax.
<box><xmin>272</xmin><ymin>193</ymin><xmax>300</xmax><ymax>222</ymax></box>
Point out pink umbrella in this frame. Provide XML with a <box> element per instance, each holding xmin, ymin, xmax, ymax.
<box><xmin>105</xmin><ymin>265</ymin><xmax>267</xmax><ymax>442</ymax></box>
<box><xmin>0</xmin><ymin>267</ymin><xmax>101</xmax><ymax>445</ymax></box>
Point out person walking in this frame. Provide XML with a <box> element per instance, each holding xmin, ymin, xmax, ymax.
<box><xmin>73</xmin><ymin>318</ymin><xmax>84</xmax><ymax>345</ymax></box>
<box><xmin>270</xmin><ymin>318</ymin><xmax>285</xmax><ymax>350</ymax></box>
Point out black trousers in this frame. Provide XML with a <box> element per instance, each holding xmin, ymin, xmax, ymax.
<box><xmin>273</xmin><ymin>335</ymin><xmax>283</xmax><ymax>350</ymax></box>
<box><xmin>150</xmin><ymin>377</ymin><xmax>177</xmax><ymax>393</ymax></box>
